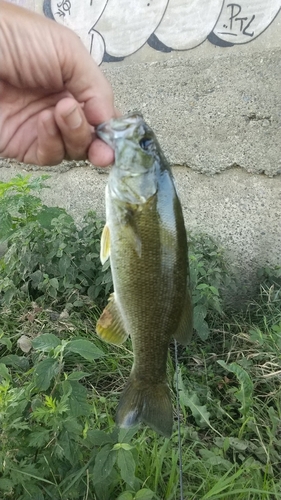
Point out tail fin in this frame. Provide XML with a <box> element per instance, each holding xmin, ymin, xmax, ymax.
<box><xmin>116</xmin><ymin>376</ymin><xmax>173</xmax><ymax>437</ymax></box>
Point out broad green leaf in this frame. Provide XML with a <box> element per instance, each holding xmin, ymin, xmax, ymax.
<box><xmin>30</xmin><ymin>270</ymin><xmax>44</xmax><ymax>288</ymax></box>
<box><xmin>135</xmin><ymin>489</ymin><xmax>155</xmax><ymax>500</ymax></box>
<box><xmin>117</xmin><ymin>492</ymin><xmax>133</xmax><ymax>500</ymax></box>
<box><xmin>67</xmin><ymin>371</ymin><xmax>90</xmax><ymax>381</ymax></box>
<box><xmin>196</xmin><ymin>283</ymin><xmax>209</xmax><ymax>290</ymax></box>
<box><xmin>32</xmin><ymin>333</ymin><xmax>61</xmax><ymax>352</ymax></box>
<box><xmin>113</xmin><ymin>443</ymin><xmax>134</xmax><ymax>451</ymax></box>
<box><xmin>0</xmin><ymin>212</ymin><xmax>13</xmax><ymax>241</ymax></box>
<box><xmin>0</xmin><ymin>478</ymin><xmax>14</xmax><ymax>491</ymax></box>
<box><xmin>195</xmin><ymin>319</ymin><xmax>209</xmax><ymax>340</ymax></box>
<box><xmin>72</xmin><ymin>300</ymin><xmax>85</xmax><ymax>308</ymax></box>
<box><xmin>118</xmin><ymin>426</ymin><xmax>139</xmax><ymax>443</ymax></box>
<box><xmin>0</xmin><ymin>337</ymin><xmax>12</xmax><ymax>350</ymax></box>
<box><xmin>0</xmin><ymin>362</ymin><xmax>11</xmax><ymax>381</ymax></box>
<box><xmin>117</xmin><ymin>448</ymin><xmax>136</xmax><ymax>488</ymax></box>
<box><xmin>93</xmin><ymin>445</ymin><xmax>117</xmax><ymax>483</ymax></box>
<box><xmin>229</xmin><ymin>437</ymin><xmax>248</xmax><ymax>451</ymax></box>
<box><xmin>49</xmin><ymin>277</ymin><xmax>59</xmax><ymax>290</ymax></box>
<box><xmin>193</xmin><ymin>305</ymin><xmax>209</xmax><ymax>340</ymax></box>
<box><xmin>0</xmin><ymin>354</ymin><xmax>29</xmax><ymax>371</ymax></box>
<box><xmin>63</xmin><ymin>418</ymin><xmax>83</xmax><ymax>436</ymax></box>
<box><xmin>177</xmin><ymin>370</ymin><xmax>211</xmax><ymax>428</ymax></box>
<box><xmin>37</xmin><ymin>206</ymin><xmax>68</xmax><ymax>229</ymax></box>
<box><xmin>58</xmin><ymin>429</ymin><xmax>77</xmax><ymax>465</ymax></box>
<box><xmin>87</xmin><ymin>285</ymin><xmax>98</xmax><ymax>300</ymax></box>
<box><xmin>94</xmin><ymin>472</ymin><xmax>119</xmax><ymax>500</ymax></box>
<box><xmin>6</xmin><ymin>398</ymin><xmax>29</xmax><ymax>420</ymax></box>
<box><xmin>67</xmin><ymin>380</ymin><xmax>91</xmax><ymax>417</ymax></box>
<box><xmin>217</xmin><ymin>361</ymin><xmax>253</xmax><ymax>418</ymax></box>
<box><xmin>66</xmin><ymin>339</ymin><xmax>104</xmax><ymax>361</ymax></box>
<box><xmin>2</xmin><ymin>286</ymin><xmax>18</xmax><ymax>306</ymax></box>
<box><xmin>86</xmin><ymin>430</ymin><xmax>114</xmax><ymax>447</ymax></box>
<box><xmin>199</xmin><ymin>449</ymin><xmax>232</xmax><ymax>470</ymax></box>
<box><xmin>80</xmin><ymin>260</ymin><xmax>94</xmax><ymax>272</ymax></box>
<box><xmin>180</xmin><ymin>389</ymin><xmax>210</xmax><ymax>428</ymax></box>
<box><xmin>58</xmin><ymin>254</ymin><xmax>71</xmax><ymax>276</ymax></box>
<box><xmin>28</xmin><ymin>429</ymin><xmax>50</xmax><ymax>448</ymax></box>
<box><xmin>33</xmin><ymin>358</ymin><xmax>59</xmax><ymax>391</ymax></box>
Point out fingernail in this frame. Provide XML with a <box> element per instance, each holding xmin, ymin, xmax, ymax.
<box><xmin>63</xmin><ymin>106</ymin><xmax>82</xmax><ymax>129</ymax></box>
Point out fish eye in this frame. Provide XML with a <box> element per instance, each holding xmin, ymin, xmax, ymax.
<box><xmin>139</xmin><ymin>137</ymin><xmax>152</xmax><ymax>151</ymax></box>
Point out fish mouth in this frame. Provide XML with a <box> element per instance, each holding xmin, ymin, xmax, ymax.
<box><xmin>96</xmin><ymin>122</ymin><xmax>115</xmax><ymax>148</ymax></box>
<box><xmin>96</xmin><ymin>112</ymin><xmax>144</xmax><ymax>147</ymax></box>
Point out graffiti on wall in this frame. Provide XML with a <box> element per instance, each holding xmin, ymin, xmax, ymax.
<box><xmin>8</xmin><ymin>0</ymin><xmax>281</xmax><ymax>64</ymax></box>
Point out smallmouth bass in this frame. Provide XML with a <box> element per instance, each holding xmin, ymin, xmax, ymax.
<box><xmin>96</xmin><ymin>112</ymin><xmax>192</xmax><ymax>437</ymax></box>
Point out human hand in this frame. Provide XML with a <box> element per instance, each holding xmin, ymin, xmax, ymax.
<box><xmin>0</xmin><ymin>1</ymin><xmax>117</xmax><ymax>167</ymax></box>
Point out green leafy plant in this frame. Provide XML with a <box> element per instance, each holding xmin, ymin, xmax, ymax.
<box><xmin>188</xmin><ymin>233</ymin><xmax>231</xmax><ymax>340</ymax></box>
<box><xmin>0</xmin><ymin>175</ymin><xmax>280</xmax><ymax>499</ymax></box>
<box><xmin>0</xmin><ymin>175</ymin><xmax>112</xmax><ymax>308</ymax></box>
<box><xmin>0</xmin><ymin>174</ymin><xmax>49</xmax><ymax>239</ymax></box>
<box><xmin>0</xmin><ymin>327</ymin><xmax>174</xmax><ymax>500</ymax></box>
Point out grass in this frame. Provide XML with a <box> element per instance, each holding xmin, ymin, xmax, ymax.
<box><xmin>0</xmin><ymin>176</ymin><xmax>280</xmax><ymax>499</ymax></box>
<box><xmin>0</xmin><ymin>278</ymin><xmax>281</xmax><ymax>499</ymax></box>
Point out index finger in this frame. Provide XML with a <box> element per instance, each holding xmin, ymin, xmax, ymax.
<box><xmin>62</xmin><ymin>29</ymin><xmax>116</xmax><ymax>124</ymax></box>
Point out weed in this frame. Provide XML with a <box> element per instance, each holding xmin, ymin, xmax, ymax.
<box><xmin>0</xmin><ymin>176</ymin><xmax>280</xmax><ymax>499</ymax></box>
<box><xmin>188</xmin><ymin>233</ymin><xmax>232</xmax><ymax>340</ymax></box>
<box><xmin>0</xmin><ymin>175</ymin><xmax>112</xmax><ymax>308</ymax></box>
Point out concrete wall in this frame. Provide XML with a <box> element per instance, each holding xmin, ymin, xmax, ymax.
<box><xmin>1</xmin><ymin>1</ymin><xmax>281</xmax><ymax>298</ymax></box>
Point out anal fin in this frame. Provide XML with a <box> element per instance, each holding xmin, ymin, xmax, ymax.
<box><xmin>96</xmin><ymin>293</ymin><xmax>128</xmax><ymax>345</ymax></box>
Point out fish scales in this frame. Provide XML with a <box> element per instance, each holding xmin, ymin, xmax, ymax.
<box><xmin>96</xmin><ymin>112</ymin><xmax>193</xmax><ymax>437</ymax></box>
<box><xmin>109</xmin><ymin>193</ymin><xmax>186</xmax><ymax>378</ymax></box>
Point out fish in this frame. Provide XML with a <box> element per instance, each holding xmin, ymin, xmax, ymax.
<box><xmin>96</xmin><ymin>112</ymin><xmax>193</xmax><ymax>437</ymax></box>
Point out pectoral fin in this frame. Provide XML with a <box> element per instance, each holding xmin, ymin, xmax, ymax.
<box><xmin>96</xmin><ymin>293</ymin><xmax>128</xmax><ymax>345</ymax></box>
<box><xmin>100</xmin><ymin>224</ymin><xmax>110</xmax><ymax>265</ymax></box>
<box><xmin>174</xmin><ymin>287</ymin><xmax>193</xmax><ymax>346</ymax></box>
